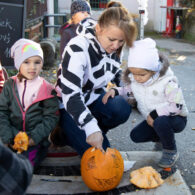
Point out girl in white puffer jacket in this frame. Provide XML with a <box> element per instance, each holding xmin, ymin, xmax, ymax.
<box><xmin>103</xmin><ymin>38</ymin><xmax>188</xmax><ymax>168</ymax></box>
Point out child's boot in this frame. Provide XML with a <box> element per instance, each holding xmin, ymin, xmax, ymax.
<box><xmin>158</xmin><ymin>149</ymin><xmax>179</xmax><ymax>168</ymax></box>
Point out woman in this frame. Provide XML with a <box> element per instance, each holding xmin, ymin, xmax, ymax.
<box><xmin>56</xmin><ymin>7</ymin><xmax>137</xmax><ymax>156</ymax></box>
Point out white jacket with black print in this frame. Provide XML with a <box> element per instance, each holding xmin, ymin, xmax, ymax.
<box><xmin>117</xmin><ymin>54</ymin><xmax>188</xmax><ymax>120</ymax></box>
<box><xmin>57</xmin><ymin>18</ymin><xmax>121</xmax><ymax>137</ymax></box>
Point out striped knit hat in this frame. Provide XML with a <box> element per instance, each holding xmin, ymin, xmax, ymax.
<box><xmin>71</xmin><ymin>0</ymin><xmax>91</xmax><ymax>17</ymax></box>
<box><xmin>11</xmin><ymin>38</ymin><xmax>43</xmax><ymax>70</ymax></box>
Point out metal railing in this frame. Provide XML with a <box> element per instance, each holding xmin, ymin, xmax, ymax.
<box><xmin>43</xmin><ymin>13</ymin><xmax>67</xmax><ymax>38</ymax></box>
<box><xmin>90</xmin><ymin>0</ymin><xmax>109</xmax><ymax>9</ymax></box>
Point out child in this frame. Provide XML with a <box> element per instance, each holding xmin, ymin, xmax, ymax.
<box><xmin>103</xmin><ymin>38</ymin><xmax>188</xmax><ymax>168</ymax></box>
<box><xmin>0</xmin><ymin>38</ymin><xmax>59</xmax><ymax>169</ymax></box>
<box><xmin>59</xmin><ymin>0</ymin><xmax>91</xmax><ymax>59</ymax></box>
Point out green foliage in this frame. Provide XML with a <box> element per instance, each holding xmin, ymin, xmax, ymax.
<box><xmin>6</xmin><ymin>69</ymin><xmax>17</xmax><ymax>77</ymax></box>
<box><xmin>144</xmin><ymin>31</ymin><xmax>164</xmax><ymax>39</ymax></box>
<box><xmin>179</xmin><ymin>0</ymin><xmax>194</xmax><ymax>7</ymax></box>
<box><xmin>184</xmin><ymin>33</ymin><xmax>195</xmax><ymax>43</ymax></box>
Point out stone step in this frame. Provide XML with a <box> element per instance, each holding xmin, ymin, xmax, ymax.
<box><xmin>26</xmin><ymin>151</ymin><xmax>191</xmax><ymax>195</ymax></box>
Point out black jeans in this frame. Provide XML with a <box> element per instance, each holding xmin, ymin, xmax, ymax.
<box><xmin>130</xmin><ymin>115</ymin><xmax>187</xmax><ymax>150</ymax></box>
<box><xmin>60</xmin><ymin>92</ymin><xmax>131</xmax><ymax>156</ymax></box>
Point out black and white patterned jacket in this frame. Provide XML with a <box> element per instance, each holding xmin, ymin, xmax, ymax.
<box><xmin>57</xmin><ymin>18</ymin><xmax>121</xmax><ymax>137</ymax></box>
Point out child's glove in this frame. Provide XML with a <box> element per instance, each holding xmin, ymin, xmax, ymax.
<box><xmin>13</xmin><ymin>132</ymin><xmax>29</xmax><ymax>153</ymax></box>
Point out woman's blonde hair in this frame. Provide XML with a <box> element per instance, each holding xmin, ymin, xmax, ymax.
<box><xmin>106</xmin><ymin>1</ymin><xmax>123</xmax><ymax>8</ymax></box>
<box><xmin>98</xmin><ymin>7</ymin><xmax>137</xmax><ymax>47</ymax></box>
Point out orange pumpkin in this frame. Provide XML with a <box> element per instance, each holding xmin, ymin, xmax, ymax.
<box><xmin>13</xmin><ymin>132</ymin><xmax>29</xmax><ymax>153</ymax></box>
<box><xmin>81</xmin><ymin>147</ymin><xmax>124</xmax><ymax>192</ymax></box>
<box><xmin>130</xmin><ymin>166</ymin><xmax>164</xmax><ymax>189</ymax></box>
<box><xmin>106</xmin><ymin>82</ymin><xmax>116</xmax><ymax>91</ymax></box>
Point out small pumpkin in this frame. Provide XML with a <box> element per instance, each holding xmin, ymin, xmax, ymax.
<box><xmin>130</xmin><ymin>166</ymin><xmax>164</xmax><ymax>189</ymax></box>
<box><xmin>13</xmin><ymin>132</ymin><xmax>29</xmax><ymax>153</ymax></box>
<box><xmin>106</xmin><ymin>82</ymin><xmax>116</xmax><ymax>91</ymax></box>
<box><xmin>81</xmin><ymin>147</ymin><xmax>124</xmax><ymax>192</ymax></box>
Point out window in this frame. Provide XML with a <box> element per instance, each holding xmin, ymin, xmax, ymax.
<box><xmin>89</xmin><ymin>0</ymin><xmax>109</xmax><ymax>10</ymax></box>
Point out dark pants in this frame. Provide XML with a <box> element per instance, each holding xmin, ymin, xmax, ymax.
<box><xmin>22</xmin><ymin>144</ymin><xmax>49</xmax><ymax>170</ymax></box>
<box><xmin>60</xmin><ymin>93</ymin><xmax>131</xmax><ymax>156</ymax></box>
<box><xmin>130</xmin><ymin>115</ymin><xmax>187</xmax><ymax>150</ymax></box>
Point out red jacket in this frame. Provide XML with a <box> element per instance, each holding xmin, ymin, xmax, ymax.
<box><xmin>0</xmin><ymin>65</ymin><xmax>5</xmax><ymax>93</ymax></box>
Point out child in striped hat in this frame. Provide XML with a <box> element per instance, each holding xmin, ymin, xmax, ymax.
<box><xmin>0</xmin><ymin>38</ymin><xmax>59</xmax><ymax>169</ymax></box>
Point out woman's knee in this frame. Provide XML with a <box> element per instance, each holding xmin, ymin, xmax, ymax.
<box><xmin>111</xmin><ymin>96</ymin><xmax>131</xmax><ymax>121</ymax></box>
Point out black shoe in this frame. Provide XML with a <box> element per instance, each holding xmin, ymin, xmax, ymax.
<box><xmin>48</xmin><ymin>126</ymin><xmax>66</xmax><ymax>147</ymax></box>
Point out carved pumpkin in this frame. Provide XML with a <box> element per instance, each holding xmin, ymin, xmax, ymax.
<box><xmin>13</xmin><ymin>132</ymin><xmax>29</xmax><ymax>153</ymax></box>
<box><xmin>81</xmin><ymin>147</ymin><xmax>124</xmax><ymax>192</ymax></box>
<box><xmin>130</xmin><ymin>166</ymin><xmax>164</xmax><ymax>189</ymax></box>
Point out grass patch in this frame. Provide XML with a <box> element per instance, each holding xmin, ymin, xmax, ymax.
<box><xmin>6</xmin><ymin>69</ymin><xmax>17</xmax><ymax>77</ymax></box>
<box><xmin>144</xmin><ymin>31</ymin><xmax>164</xmax><ymax>39</ymax></box>
<box><xmin>184</xmin><ymin>33</ymin><xmax>195</xmax><ymax>44</ymax></box>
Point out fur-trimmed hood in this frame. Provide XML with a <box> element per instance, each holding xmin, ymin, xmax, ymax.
<box><xmin>122</xmin><ymin>53</ymin><xmax>169</xmax><ymax>84</ymax></box>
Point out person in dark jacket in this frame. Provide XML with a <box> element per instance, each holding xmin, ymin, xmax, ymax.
<box><xmin>0</xmin><ymin>38</ymin><xmax>59</xmax><ymax>169</ymax></box>
<box><xmin>55</xmin><ymin>7</ymin><xmax>137</xmax><ymax>156</ymax></box>
<box><xmin>0</xmin><ymin>139</ymin><xmax>33</xmax><ymax>195</ymax></box>
<box><xmin>59</xmin><ymin>0</ymin><xmax>91</xmax><ymax>59</ymax></box>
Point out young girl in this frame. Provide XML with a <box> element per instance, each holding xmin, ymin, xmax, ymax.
<box><xmin>103</xmin><ymin>38</ymin><xmax>188</xmax><ymax>168</ymax></box>
<box><xmin>0</xmin><ymin>38</ymin><xmax>59</xmax><ymax>168</ymax></box>
<box><xmin>59</xmin><ymin>0</ymin><xmax>91</xmax><ymax>59</ymax></box>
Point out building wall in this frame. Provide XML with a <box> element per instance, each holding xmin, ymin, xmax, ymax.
<box><xmin>58</xmin><ymin>0</ymin><xmax>71</xmax><ymax>13</ymax></box>
<box><xmin>58</xmin><ymin>0</ymin><xmax>167</xmax><ymax>32</ymax></box>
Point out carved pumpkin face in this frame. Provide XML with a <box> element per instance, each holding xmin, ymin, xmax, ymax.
<box><xmin>13</xmin><ymin>132</ymin><xmax>29</xmax><ymax>153</ymax></box>
<box><xmin>81</xmin><ymin>147</ymin><xmax>124</xmax><ymax>192</ymax></box>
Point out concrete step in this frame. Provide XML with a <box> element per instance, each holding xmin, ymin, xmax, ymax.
<box><xmin>26</xmin><ymin>151</ymin><xmax>192</xmax><ymax>195</ymax></box>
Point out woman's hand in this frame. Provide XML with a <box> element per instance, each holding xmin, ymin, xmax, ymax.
<box><xmin>86</xmin><ymin>131</ymin><xmax>104</xmax><ymax>151</ymax></box>
<box><xmin>102</xmin><ymin>89</ymin><xmax>115</xmax><ymax>104</ymax></box>
<box><xmin>147</xmin><ymin>115</ymin><xmax>154</xmax><ymax>127</ymax></box>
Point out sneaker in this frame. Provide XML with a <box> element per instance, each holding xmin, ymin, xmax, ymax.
<box><xmin>153</xmin><ymin>142</ymin><xmax>163</xmax><ymax>151</ymax></box>
<box><xmin>158</xmin><ymin>150</ymin><xmax>179</xmax><ymax>168</ymax></box>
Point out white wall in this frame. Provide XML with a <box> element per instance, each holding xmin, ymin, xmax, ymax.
<box><xmin>58</xmin><ymin>0</ymin><xmax>71</xmax><ymax>13</ymax></box>
<box><xmin>58</xmin><ymin>0</ymin><xmax>167</xmax><ymax>32</ymax></box>
<box><xmin>119</xmin><ymin>0</ymin><xmax>165</xmax><ymax>32</ymax></box>
<box><xmin>153</xmin><ymin>0</ymin><xmax>167</xmax><ymax>32</ymax></box>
